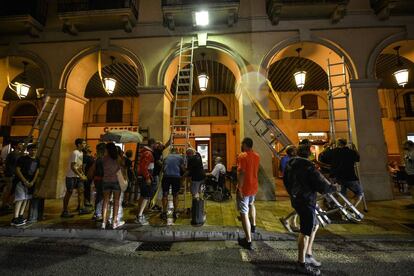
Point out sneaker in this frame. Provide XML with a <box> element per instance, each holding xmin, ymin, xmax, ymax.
<box><xmin>296</xmin><ymin>262</ymin><xmax>321</xmax><ymax>276</ymax></box>
<box><xmin>251</xmin><ymin>225</ymin><xmax>256</xmax><ymax>233</ymax></box>
<box><xmin>101</xmin><ymin>222</ymin><xmax>106</xmax><ymax>229</ymax></box>
<box><xmin>306</xmin><ymin>255</ymin><xmax>322</xmax><ymax>267</ymax></box>
<box><xmin>173</xmin><ymin>212</ymin><xmax>178</xmax><ymax>220</ymax></box>
<box><xmin>11</xmin><ymin>217</ymin><xmax>25</xmax><ymax>227</ymax></box>
<box><xmin>238</xmin><ymin>237</ymin><xmax>253</xmax><ymax>251</ymax></box>
<box><xmin>160</xmin><ymin>212</ymin><xmax>167</xmax><ymax>220</ymax></box>
<box><xmin>113</xmin><ymin>220</ymin><xmax>126</xmax><ymax>229</ymax></box>
<box><xmin>79</xmin><ymin>208</ymin><xmax>92</xmax><ymax>215</ymax></box>
<box><xmin>18</xmin><ymin>215</ymin><xmax>27</xmax><ymax>224</ymax></box>
<box><xmin>279</xmin><ymin>217</ymin><xmax>293</xmax><ymax>233</ymax></box>
<box><xmin>135</xmin><ymin>215</ymin><xmax>149</xmax><ymax>225</ymax></box>
<box><xmin>61</xmin><ymin>211</ymin><xmax>74</xmax><ymax>218</ymax></box>
<box><xmin>152</xmin><ymin>205</ymin><xmax>162</xmax><ymax>211</ymax></box>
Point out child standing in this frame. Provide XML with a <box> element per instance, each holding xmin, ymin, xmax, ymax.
<box><xmin>11</xmin><ymin>144</ymin><xmax>40</xmax><ymax>226</ymax></box>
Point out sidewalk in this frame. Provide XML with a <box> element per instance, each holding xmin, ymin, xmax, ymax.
<box><xmin>0</xmin><ymin>194</ymin><xmax>413</xmax><ymax>242</ymax></box>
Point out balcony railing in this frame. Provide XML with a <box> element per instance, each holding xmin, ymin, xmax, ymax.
<box><xmin>371</xmin><ymin>0</ymin><xmax>414</xmax><ymax>20</ymax></box>
<box><xmin>0</xmin><ymin>0</ymin><xmax>48</xmax><ymax>25</ymax></box>
<box><xmin>11</xmin><ymin>116</ymin><xmax>37</xmax><ymax>126</ymax></box>
<box><xmin>58</xmin><ymin>0</ymin><xmax>139</xmax><ymax>19</ymax></box>
<box><xmin>266</xmin><ymin>0</ymin><xmax>349</xmax><ymax>24</ymax></box>
<box><xmin>92</xmin><ymin>114</ymin><xmax>133</xmax><ymax>124</ymax></box>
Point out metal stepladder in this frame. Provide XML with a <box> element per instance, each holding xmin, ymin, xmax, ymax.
<box><xmin>327</xmin><ymin>57</ymin><xmax>368</xmax><ymax>213</ymax></box>
<box><xmin>25</xmin><ymin>96</ymin><xmax>62</xmax><ymax>221</ymax></box>
<box><xmin>247</xmin><ymin>91</ymin><xmax>293</xmax><ymax>159</ymax></box>
<box><xmin>169</xmin><ymin>37</ymin><xmax>195</xmax><ymax>214</ymax></box>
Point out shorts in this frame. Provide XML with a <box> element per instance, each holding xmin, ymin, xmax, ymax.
<box><xmin>338</xmin><ymin>179</ymin><xmax>364</xmax><ymax>197</ymax></box>
<box><xmin>66</xmin><ymin>177</ymin><xmax>84</xmax><ymax>191</ymax></box>
<box><xmin>162</xmin><ymin>176</ymin><xmax>181</xmax><ymax>196</ymax></box>
<box><xmin>139</xmin><ymin>176</ymin><xmax>158</xmax><ymax>199</ymax></box>
<box><xmin>191</xmin><ymin>180</ymin><xmax>204</xmax><ymax>195</ymax></box>
<box><xmin>292</xmin><ymin>200</ymin><xmax>317</xmax><ymax>236</ymax></box>
<box><xmin>237</xmin><ymin>194</ymin><xmax>255</xmax><ymax>214</ymax></box>
<box><xmin>406</xmin><ymin>174</ymin><xmax>414</xmax><ymax>186</ymax></box>
<box><xmin>102</xmin><ymin>181</ymin><xmax>120</xmax><ymax>192</ymax></box>
<box><xmin>14</xmin><ymin>182</ymin><xmax>32</xmax><ymax>202</ymax></box>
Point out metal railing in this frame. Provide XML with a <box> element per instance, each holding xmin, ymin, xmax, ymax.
<box><xmin>92</xmin><ymin>114</ymin><xmax>132</xmax><ymax>123</ymax></box>
<box><xmin>0</xmin><ymin>0</ymin><xmax>48</xmax><ymax>25</ymax></box>
<box><xmin>11</xmin><ymin>116</ymin><xmax>37</xmax><ymax>126</ymax></box>
<box><xmin>271</xmin><ymin>0</ymin><xmax>349</xmax><ymax>4</ymax></box>
<box><xmin>269</xmin><ymin>109</ymin><xmax>330</xmax><ymax>119</ymax></box>
<box><xmin>58</xmin><ymin>0</ymin><xmax>139</xmax><ymax>18</ymax></box>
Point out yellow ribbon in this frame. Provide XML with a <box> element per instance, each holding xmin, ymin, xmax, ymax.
<box><xmin>266</xmin><ymin>79</ymin><xmax>304</xmax><ymax>113</ymax></box>
<box><xmin>98</xmin><ymin>50</ymin><xmax>110</xmax><ymax>94</ymax></box>
<box><xmin>5</xmin><ymin>56</ymin><xmax>22</xmax><ymax>99</ymax></box>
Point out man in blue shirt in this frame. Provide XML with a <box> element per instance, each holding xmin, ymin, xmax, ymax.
<box><xmin>161</xmin><ymin>148</ymin><xmax>185</xmax><ymax>220</ymax></box>
<box><xmin>280</xmin><ymin>145</ymin><xmax>297</xmax><ymax>176</ymax></box>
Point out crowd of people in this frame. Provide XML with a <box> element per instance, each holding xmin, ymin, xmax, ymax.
<box><xmin>1</xmin><ymin>134</ymin><xmax>414</xmax><ymax>276</ymax></box>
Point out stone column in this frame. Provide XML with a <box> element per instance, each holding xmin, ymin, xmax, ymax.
<box><xmin>138</xmin><ymin>87</ymin><xmax>172</xmax><ymax>143</ymax></box>
<box><xmin>238</xmin><ymin>77</ymin><xmax>275</xmax><ymax>201</ymax></box>
<box><xmin>349</xmin><ymin>79</ymin><xmax>393</xmax><ymax>200</ymax></box>
<box><xmin>37</xmin><ymin>89</ymin><xmax>88</xmax><ymax>199</ymax></box>
<box><xmin>0</xmin><ymin>100</ymin><xmax>9</xmax><ymax>146</ymax></box>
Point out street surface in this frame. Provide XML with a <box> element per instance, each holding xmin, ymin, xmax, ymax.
<box><xmin>0</xmin><ymin>236</ymin><xmax>413</xmax><ymax>275</ymax></box>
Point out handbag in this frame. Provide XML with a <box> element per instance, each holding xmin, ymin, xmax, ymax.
<box><xmin>117</xmin><ymin>169</ymin><xmax>128</xmax><ymax>192</ymax></box>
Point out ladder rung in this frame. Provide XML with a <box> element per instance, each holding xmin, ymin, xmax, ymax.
<box><xmin>330</xmin><ymin>73</ymin><xmax>346</xmax><ymax>77</ymax></box>
<box><xmin>177</xmin><ymin>92</ymin><xmax>190</xmax><ymax>95</ymax></box>
<box><xmin>333</xmin><ymin>108</ymin><xmax>348</xmax><ymax>111</ymax></box>
<box><xmin>180</xmin><ymin>69</ymin><xmax>191</xmax><ymax>72</ymax></box>
<box><xmin>334</xmin><ymin>119</ymin><xmax>349</xmax><ymax>122</ymax></box>
<box><xmin>176</xmin><ymin>107</ymin><xmax>188</xmax><ymax>110</ymax></box>
<box><xmin>177</xmin><ymin>83</ymin><xmax>190</xmax><ymax>86</ymax></box>
<box><xmin>179</xmin><ymin>76</ymin><xmax>190</xmax><ymax>79</ymax></box>
<box><xmin>332</xmin><ymin>96</ymin><xmax>347</xmax><ymax>100</ymax></box>
<box><xmin>329</xmin><ymin>62</ymin><xmax>345</xmax><ymax>66</ymax></box>
<box><xmin>330</xmin><ymin>84</ymin><xmax>346</xmax><ymax>88</ymax></box>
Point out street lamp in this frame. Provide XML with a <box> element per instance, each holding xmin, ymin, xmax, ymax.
<box><xmin>6</xmin><ymin>60</ymin><xmax>31</xmax><ymax>99</ymax></box>
<box><xmin>198</xmin><ymin>73</ymin><xmax>209</xmax><ymax>92</ymax></box>
<box><xmin>294</xmin><ymin>48</ymin><xmax>306</xmax><ymax>90</ymax></box>
<box><xmin>195</xmin><ymin>11</ymin><xmax>209</xmax><ymax>26</ymax></box>
<box><xmin>393</xmin><ymin>46</ymin><xmax>409</xmax><ymax>87</ymax></box>
<box><xmin>198</xmin><ymin>53</ymin><xmax>209</xmax><ymax>92</ymax></box>
<box><xmin>98</xmin><ymin>52</ymin><xmax>117</xmax><ymax>95</ymax></box>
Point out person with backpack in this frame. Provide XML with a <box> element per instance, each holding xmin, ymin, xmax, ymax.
<box><xmin>283</xmin><ymin>144</ymin><xmax>338</xmax><ymax>275</ymax></box>
<box><xmin>186</xmin><ymin>148</ymin><xmax>206</xmax><ymax>226</ymax></box>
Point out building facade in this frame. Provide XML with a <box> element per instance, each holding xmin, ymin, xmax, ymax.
<box><xmin>0</xmin><ymin>0</ymin><xmax>413</xmax><ymax>200</ymax></box>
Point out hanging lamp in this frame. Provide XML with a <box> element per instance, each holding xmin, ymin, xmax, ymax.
<box><xmin>198</xmin><ymin>53</ymin><xmax>209</xmax><ymax>92</ymax></box>
<box><xmin>293</xmin><ymin>48</ymin><xmax>306</xmax><ymax>90</ymax></box>
<box><xmin>393</xmin><ymin>46</ymin><xmax>409</xmax><ymax>87</ymax></box>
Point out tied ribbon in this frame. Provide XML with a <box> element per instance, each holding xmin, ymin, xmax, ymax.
<box><xmin>266</xmin><ymin>79</ymin><xmax>304</xmax><ymax>113</ymax></box>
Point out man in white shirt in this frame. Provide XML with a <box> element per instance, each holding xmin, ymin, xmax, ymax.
<box><xmin>61</xmin><ymin>138</ymin><xmax>89</xmax><ymax>218</ymax></box>
<box><xmin>210</xmin><ymin>157</ymin><xmax>226</xmax><ymax>187</ymax></box>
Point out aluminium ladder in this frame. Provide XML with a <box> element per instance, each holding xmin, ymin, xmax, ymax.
<box><xmin>327</xmin><ymin>57</ymin><xmax>368</xmax><ymax>212</ymax></box>
<box><xmin>247</xmin><ymin>90</ymin><xmax>293</xmax><ymax>159</ymax></box>
<box><xmin>327</xmin><ymin>56</ymin><xmax>352</xmax><ymax>143</ymax></box>
<box><xmin>25</xmin><ymin>96</ymin><xmax>62</xmax><ymax>221</ymax></box>
<box><xmin>169</xmin><ymin>37</ymin><xmax>195</xmax><ymax>216</ymax></box>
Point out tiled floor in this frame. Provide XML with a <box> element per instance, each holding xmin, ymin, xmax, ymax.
<box><xmin>0</xmin><ymin>191</ymin><xmax>413</xmax><ymax>237</ymax></box>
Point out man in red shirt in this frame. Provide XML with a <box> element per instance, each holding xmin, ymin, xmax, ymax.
<box><xmin>135</xmin><ymin>139</ymin><xmax>155</xmax><ymax>225</ymax></box>
<box><xmin>237</xmin><ymin>137</ymin><xmax>260</xmax><ymax>250</ymax></box>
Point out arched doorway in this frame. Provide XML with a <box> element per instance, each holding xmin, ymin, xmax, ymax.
<box><xmin>161</xmin><ymin>43</ymin><xmax>244</xmax><ymax>172</ymax></box>
<box><xmin>61</xmin><ymin>45</ymin><xmax>144</xmax><ymax>156</ymax></box>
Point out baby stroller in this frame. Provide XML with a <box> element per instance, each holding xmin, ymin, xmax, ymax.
<box><xmin>205</xmin><ymin>173</ymin><xmax>231</xmax><ymax>202</ymax></box>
